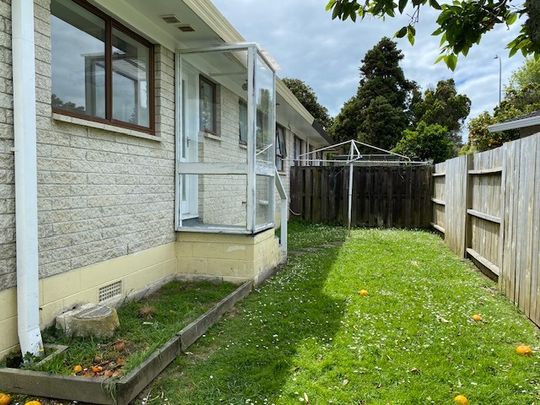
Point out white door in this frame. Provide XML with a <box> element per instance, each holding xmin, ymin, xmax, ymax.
<box><xmin>180</xmin><ymin>63</ymin><xmax>199</xmax><ymax>219</ymax></box>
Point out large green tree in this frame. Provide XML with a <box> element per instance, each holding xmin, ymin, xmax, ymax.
<box><xmin>331</xmin><ymin>37</ymin><xmax>415</xmax><ymax>150</ymax></box>
<box><xmin>467</xmin><ymin>57</ymin><xmax>540</xmax><ymax>152</ymax></box>
<box><xmin>326</xmin><ymin>0</ymin><xmax>540</xmax><ymax>70</ymax></box>
<box><xmin>412</xmin><ymin>79</ymin><xmax>471</xmax><ymax>132</ymax></box>
<box><xmin>393</xmin><ymin>121</ymin><xmax>455</xmax><ymax>163</ymax></box>
<box><xmin>282</xmin><ymin>78</ymin><xmax>333</xmax><ymax>130</ymax></box>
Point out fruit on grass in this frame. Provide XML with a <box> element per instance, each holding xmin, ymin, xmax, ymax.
<box><xmin>91</xmin><ymin>365</ymin><xmax>103</xmax><ymax>373</ymax></box>
<box><xmin>24</xmin><ymin>401</ymin><xmax>41</xmax><ymax>405</ymax></box>
<box><xmin>359</xmin><ymin>289</ymin><xmax>369</xmax><ymax>297</ymax></box>
<box><xmin>515</xmin><ymin>345</ymin><xmax>533</xmax><ymax>356</ymax></box>
<box><xmin>114</xmin><ymin>340</ymin><xmax>126</xmax><ymax>352</ymax></box>
<box><xmin>472</xmin><ymin>314</ymin><xmax>482</xmax><ymax>322</ymax></box>
<box><xmin>73</xmin><ymin>364</ymin><xmax>83</xmax><ymax>374</ymax></box>
<box><xmin>454</xmin><ymin>394</ymin><xmax>469</xmax><ymax>405</ymax></box>
<box><xmin>0</xmin><ymin>393</ymin><xmax>12</xmax><ymax>405</ymax></box>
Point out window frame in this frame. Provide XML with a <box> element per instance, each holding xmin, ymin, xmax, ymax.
<box><xmin>199</xmin><ymin>75</ymin><xmax>218</xmax><ymax>135</ymax></box>
<box><xmin>238</xmin><ymin>99</ymin><xmax>247</xmax><ymax>145</ymax></box>
<box><xmin>51</xmin><ymin>0</ymin><xmax>155</xmax><ymax>134</ymax></box>
<box><xmin>275</xmin><ymin>125</ymin><xmax>287</xmax><ymax>172</ymax></box>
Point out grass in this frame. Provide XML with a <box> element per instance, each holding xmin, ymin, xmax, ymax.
<box><xmin>138</xmin><ymin>222</ymin><xmax>540</xmax><ymax>404</ymax></box>
<box><xmin>29</xmin><ymin>280</ymin><xmax>237</xmax><ymax>377</ymax></box>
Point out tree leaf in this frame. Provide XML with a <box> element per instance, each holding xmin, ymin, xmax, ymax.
<box><xmin>395</xmin><ymin>26</ymin><xmax>408</xmax><ymax>38</ymax></box>
<box><xmin>446</xmin><ymin>54</ymin><xmax>458</xmax><ymax>71</ymax></box>
<box><xmin>429</xmin><ymin>0</ymin><xmax>442</xmax><ymax>10</ymax></box>
<box><xmin>506</xmin><ymin>13</ymin><xmax>517</xmax><ymax>26</ymax></box>
<box><xmin>325</xmin><ymin>0</ymin><xmax>337</xmax><ymax>12</ymax></box>
<box><xmin>399</xmin><ymin>0</ymin><xmax>408</xmax><ymax>13</ymax></box>
<box><xmin>407</xmin><ymin>25</ymin><xmax>416</xmax><ymax>46</ymax></box>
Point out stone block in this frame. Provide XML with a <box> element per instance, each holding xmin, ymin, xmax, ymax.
<box><xmin>56</xmin><ymin>303</ymin><xmax>119</xmax><ymax>338</ymax></box>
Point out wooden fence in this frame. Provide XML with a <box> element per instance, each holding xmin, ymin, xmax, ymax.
<box><xmin>290</xmin><ymin>165</ymin><xmax>433</xmax><ymax>228</ymax></box>
<box><xmin>432</xmin><ymin>133</ymin><xmax>540</xmax><ymax>326</ymax></box>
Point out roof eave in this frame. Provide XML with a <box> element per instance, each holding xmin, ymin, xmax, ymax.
<box><xmin>488</xmin><ymin>116</ymin><xmax>540</xmax><ymax>133</ymax></box>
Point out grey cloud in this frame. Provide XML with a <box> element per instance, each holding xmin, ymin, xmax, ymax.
<box><xmin>213</xmin><ymin>0</ymin><xmax>526</xmax><ymax>139</ymax></box>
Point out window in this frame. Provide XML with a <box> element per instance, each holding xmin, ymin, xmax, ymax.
<box><xmin>199</xmin><ymin>76</ymin><xmax>217</xmax><ymax>134</ymax></box>
<box><xmin>293</xmin><ymin>135</ymin><xmax>303</xmax><ymax>166</ymax></box>
<box><xmin>51</xmin><ymin>0</ymin><xmax>154</xmax><ymax>132</ymax></box>
<box><xmin>276</xmin><ymin>125</ymin><xmax>287</xmax><ymax>172</ymax></box>
<box><xmin>239</xmin><ymin>99</ymin><xmax>247</xmax><ymax>145</ymax></box>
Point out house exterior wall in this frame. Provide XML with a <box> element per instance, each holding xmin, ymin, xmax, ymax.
<box><xmin>198</xmin><ymin>86</ymin><xmax>248</xmax><ymax>227</ymax></box>
<box><xmin>0</xmin><ymin>0</ymin><xmax>320</xmax><ymax>358</ymax></box>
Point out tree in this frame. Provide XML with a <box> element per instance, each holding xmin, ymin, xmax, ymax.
<box><xmin>467</xmin><ymin>58</ymin><xmax>540</xmax><ymax>151</ymax></box>
<box><xmin>282</xmin><ymin>78</ymin><xmax>333</xmax><ymax>130</ymax></box>
<box><xmin>412</xmin><ymin>79</ymin><xmax>470</xmax><ymax>132</ymax></box>
<box><xmin>326</xmin><ymin>0</ymin><xmax>540</xmax><ymax>70</ymax></box>
<box><xmin>331</xmin><ymin>37</ymin><xmax>415</xmax><ymax>149</ymax></box>
<box><xmin>393</xmin><ymin>121</ymin><xmax>454</xmax><ymax>163</ymax></box>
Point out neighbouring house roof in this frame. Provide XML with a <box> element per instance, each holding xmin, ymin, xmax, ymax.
<box><xmin>488</xmin><ymin>110</ymin><xmax>540</xmax><ymax>133</ymax></box>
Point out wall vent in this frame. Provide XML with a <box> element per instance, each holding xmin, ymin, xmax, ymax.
<box><xmin>178</xmin><ymin>25</ymin><xmax>195</xmax><ymax>32</ymax></box>
<box><xmin>161</xmin><ymin>15</ymin><xmax>180</xmax><ymax>24</ymax></box>
<box><xmin>98</xmin><ymin>281</ymin><xmax>122</xmax><ymax>303</ymax></box>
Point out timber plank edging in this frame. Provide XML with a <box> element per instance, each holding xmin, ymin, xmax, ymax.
<box><xmin>0</xmin><ymin>280</ymin><xmax>254</xmax><ymax>405</ymax></box>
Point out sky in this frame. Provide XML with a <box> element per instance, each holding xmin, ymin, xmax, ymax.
<box><xmin>212</xmin><ymin>0</ymin><xmax>526</xmax><ymax>138</ymax></box>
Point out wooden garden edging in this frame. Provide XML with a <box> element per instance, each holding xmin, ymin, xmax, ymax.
<box><xmin>0</xmin><ymin>281</ymin><xmax>253</xmax><ymax>405</ymax></box>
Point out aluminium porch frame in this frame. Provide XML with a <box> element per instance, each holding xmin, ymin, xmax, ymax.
<box><xmin>174</xmin><ymin>43</ymin><xmax>278</xmax><ymax>235</ymax></box>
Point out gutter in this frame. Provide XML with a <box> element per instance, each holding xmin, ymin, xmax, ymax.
<box><xmin>12</xmin><ymin>0</ymin><xmax>44</xmax><ymax>357</ymax></box>
<box><xmin>488</xmin><ymin>116</ymin><xmax>540</xmax><ymax>133</ymax></box>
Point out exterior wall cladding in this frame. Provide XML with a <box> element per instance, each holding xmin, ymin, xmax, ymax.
<box><xmin>0</xmin><ymin>0</ymin><xmax>177</xmax><ymax>291</ymax></box>
<box><xmin>0</xmin><ymin>0</ymin><xmax>313</xmax><ymax>294</ymax></box>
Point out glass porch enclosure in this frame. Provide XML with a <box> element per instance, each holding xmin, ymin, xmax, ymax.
<box><xmin>175</xmin><ymin>44</ymin><xmax>276</xmax><ymax>234</ymax></box>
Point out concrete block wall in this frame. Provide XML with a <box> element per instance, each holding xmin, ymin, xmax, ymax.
<box><xmin>176</xmin><ymin>228</ymin><xmax>282</xmax><ymax>284</ymax></box>
<box><xmin>32</xmin><ymin>0</ymin><xmax>177</xmax><ymax>284</ymax></box>
<box><xmin>0</xmin><ymin>0</ymin><xmax>16</xmax><ymax>290</ymax></box>
<box><xmin>198</xmin><ymin>86</ymin><xmax>248</xmax><ymax>226</ymax></box>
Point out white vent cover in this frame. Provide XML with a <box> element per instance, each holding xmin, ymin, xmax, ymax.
<box><xmin>98</xmin><ymin>281</ymin><xmax>122</xmax><ymax>303</ymax></box>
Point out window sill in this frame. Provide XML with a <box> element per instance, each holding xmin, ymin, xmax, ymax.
<box><xmin>52</xmin><ymin>113</ymin><xmax>161</xmax><ymax>142</ymax></box>
<box><xmin>278</xmin><ymin>171</ymin><xmax>287</xmax><ymax>176</ymax></box>
<box><xmin>202</xmin><ymin>132</ymin><xmax>221</xmax><ymax>142</ymax></box>
<box><xmin>239</xmin><ymin>143</ymin><xmax>247</xmax><ymax>150</ymax></box>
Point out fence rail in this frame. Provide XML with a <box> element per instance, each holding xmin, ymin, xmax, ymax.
<box><xmin>432</xmin><ymin>133</ymin><xmax>540</xmax><ymax>326</ymax></box>
<box><xmin>290</xmin><ymin>165</ymin><xmax>433</xmax><ymax>228</ymax></box>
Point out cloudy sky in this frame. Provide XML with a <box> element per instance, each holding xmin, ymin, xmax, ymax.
<box><xmin>212</xmin><ymin>0</ymin><xmax>526</xmax><ymax>138</ymax></box>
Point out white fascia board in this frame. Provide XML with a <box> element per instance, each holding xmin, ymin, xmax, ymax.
<box><xmin>488</xmin><ymin>116</ymin><xmax>540</xmax><ymax>133</ymax></box>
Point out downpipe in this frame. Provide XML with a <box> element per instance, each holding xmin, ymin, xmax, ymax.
<box><xmin>12</xmin><ymin>0</ymin><xmax>44</xmax><ymax>357</ymax></box>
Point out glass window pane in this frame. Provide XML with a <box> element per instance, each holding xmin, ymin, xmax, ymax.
<box><xmin>199</xmin><ymin>78</ymin><xmax>216</xmax><ymax>133</ymax></box>
<box><xmin>112</xmin><ymin>28</ymin><xmax>150</xmax><ymax>127</ymax></box>
<box><xmin>255</xmin><ymin>56</ymin><xmax>275</xmax><ymax>165</ymax></box>
<box><xmin>239</xmin><ymin>100</ymin><xmax>247</xmax><ymax>144</ymax></box>
<box><xmin>51</xmin><ymin>0</ymin><xmax>106</xmax><ymax>118</ymax></box>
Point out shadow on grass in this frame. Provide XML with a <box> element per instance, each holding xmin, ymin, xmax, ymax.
<box><xmin>138</xmin><ymin>230</ymin><xmax>348</xmax><ymax>403</ymax></box>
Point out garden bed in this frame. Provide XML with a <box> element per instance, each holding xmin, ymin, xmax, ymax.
<box><xmin>0</xmin><ymin>280</ymin><xmax>253</xmax><ymax>405</ymax></box>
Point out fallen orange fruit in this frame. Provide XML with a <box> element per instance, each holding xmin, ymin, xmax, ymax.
<box><xmin>73</xmin><ymin>364</ymin><xmax>83</xmax><ymax>374</ymax></box>
<box><xmin>516</xmin><ymin>345</ymin><xmax>533</xmax><ymax>356</ymax></box>
<box><xmin>359</xmin><ymin>289</ymin><xmax>369</xmax><ymax>297</ymax></box>
<box><xmin>472</xmin><ymin>314</ymin><xmax>482</xmax><ymax>322</ymax></box>
<box><xmin>0</xmin><ymin>392</ymin><xmax>12</xmax><ymax>405</ymax></box>
<box><xmin>24</xmin><ymin>401</ymin><xmax>41</xmax><ymax>405</ymax></box>
<box><xmin>454</xmin><ymin>394</ymin><xmax>469</xmax><ymax>405</ymax></box>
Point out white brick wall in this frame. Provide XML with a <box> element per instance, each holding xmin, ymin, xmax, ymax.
<box><xmin>0</xmin><ymin>0</ymin><xmax>15</xmax><ymax>289</ymax></box>
<box><xmin>0</xmin><ymin>0</ymin><xmax>177</xmax><ymax>290</ymax></box>
<box><xmin>198</xmin><ymin>86</ymin><xmax>248</xmax><ymax>226</ymax></box>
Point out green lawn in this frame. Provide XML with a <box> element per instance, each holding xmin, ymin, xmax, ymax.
<box><xmin>138</xmin><ymin>222</ymin><xmax>540</xmax><ymax>404</ymax></box>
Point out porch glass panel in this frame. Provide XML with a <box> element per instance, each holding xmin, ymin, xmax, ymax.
<box><xmin>176</xmin><ymin>44</ymin><xmax>276</xmax><ymax>234</ymax></box>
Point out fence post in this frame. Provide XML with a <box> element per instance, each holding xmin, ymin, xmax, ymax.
<box><xmin>464</xmin><ymin>154</ymin><xmax>474</xmax><ymax>258</ymax></box>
